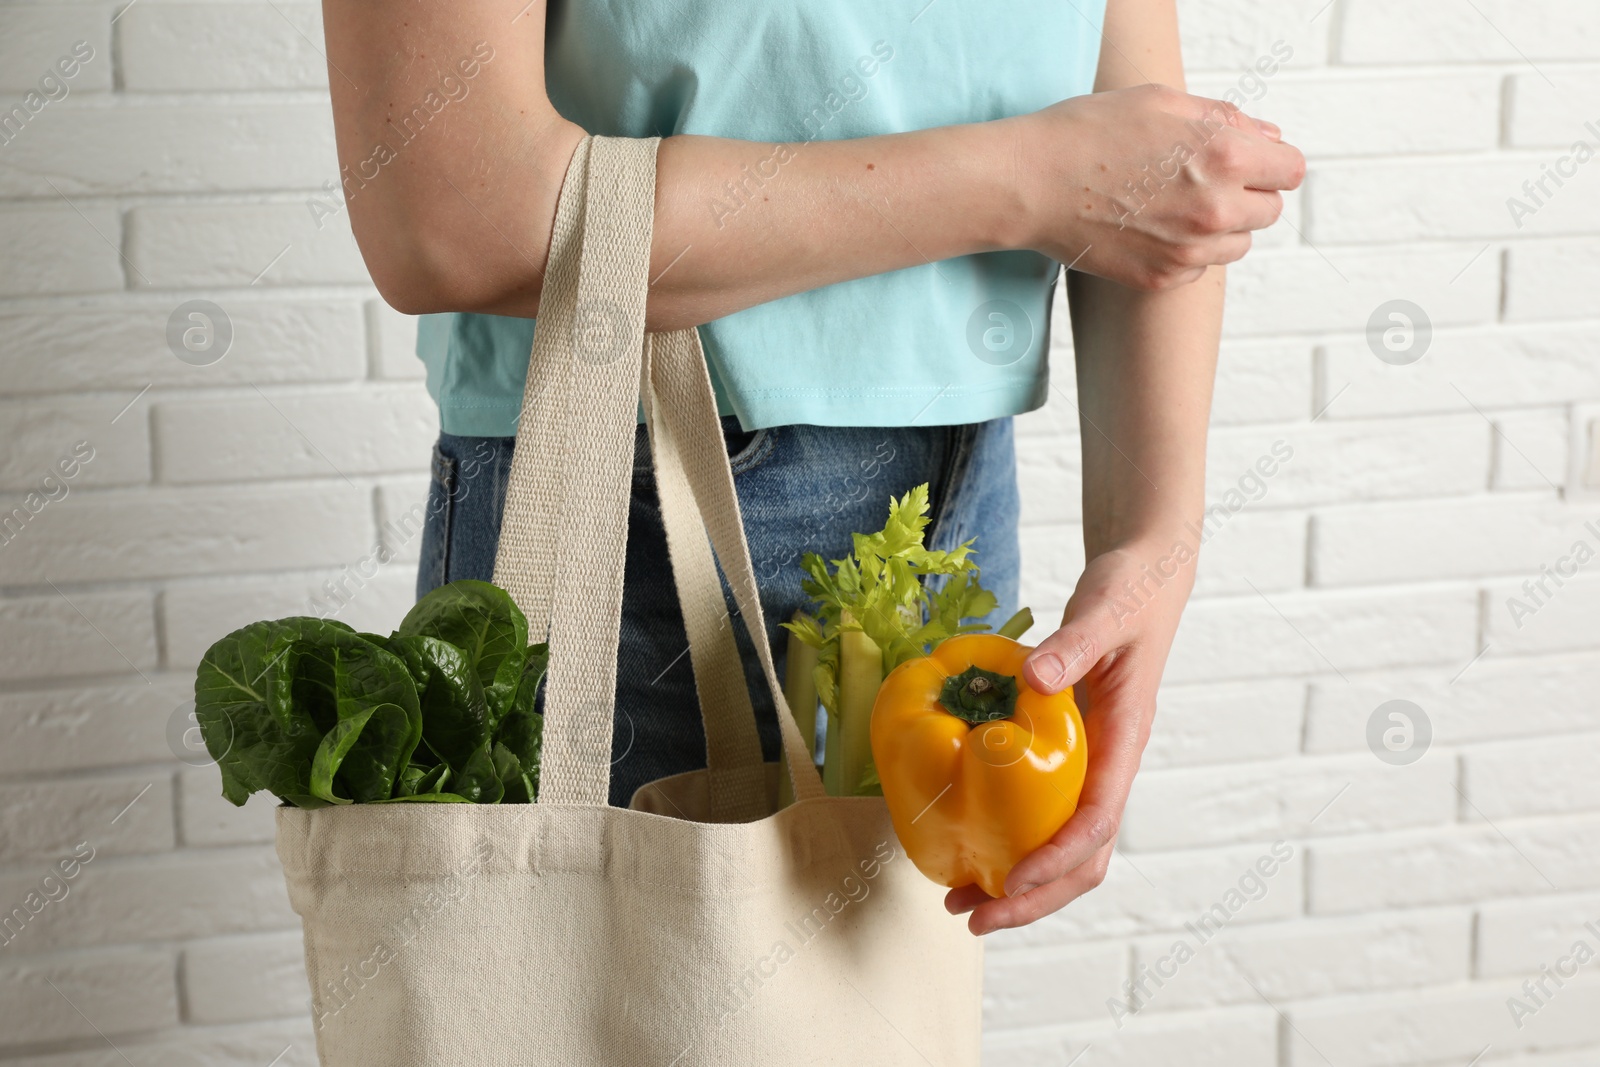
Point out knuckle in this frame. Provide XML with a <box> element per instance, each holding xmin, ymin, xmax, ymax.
<box><xmin>1168</xmin><ymin>241</ymin><xmax>1206</xmax><ymax>271</ymax></box>
<box><xmin>1189</xmin><ymin>197</ymin><xmax>1232</xmax><ymax>236</ymax></box>
<box><xmin>1209</xmin><ymin>138</ymin><xmax>1246</xmax><ymax>177</ymax></box>
<box><xmin>1084</xmin><ymin>809</ymin><xmax>1121</xmax><ymax>848</ymax></box>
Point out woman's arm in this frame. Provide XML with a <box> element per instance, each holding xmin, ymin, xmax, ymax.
<box><xmin>320</xmin><ymin>0</ymin><xmax>1303</xmax><ymax>328</ymax></box>
<box><xmin>948</xmin><ymin>0</ymin><xmax>1300</xmax><ymax>934</ymax></box>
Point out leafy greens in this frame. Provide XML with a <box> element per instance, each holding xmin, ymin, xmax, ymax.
<box><xmin>195</xmin><ymin>580</ymin><xmax>547</xmax><ymax>808</ymax></box>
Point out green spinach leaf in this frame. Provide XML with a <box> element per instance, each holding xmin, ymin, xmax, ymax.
<box><xmin>398</xmin><ymin>580</ymin><xmax>530</xmax><ymax>725</ymax></box>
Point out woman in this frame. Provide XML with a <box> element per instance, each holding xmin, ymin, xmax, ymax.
<box><xmin>320</xmin><ymin>0</ymin><xmax>1303</xmax><ymax>936</ymax></box>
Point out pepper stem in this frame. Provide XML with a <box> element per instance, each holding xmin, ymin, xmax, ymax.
<box><xmin>938</xmin><ymin>665</ymin><xmax>1018</xmax><ymax>725</ymax></box>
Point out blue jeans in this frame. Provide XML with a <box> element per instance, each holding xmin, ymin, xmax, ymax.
<box><xmin>417</xmin><ymin>417</ymin><xmax>1020</xmax><ymax>807</ymax></box>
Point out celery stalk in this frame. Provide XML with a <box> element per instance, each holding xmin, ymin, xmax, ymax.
<box><xmin>835</xmin><ymin>629</ymin><xmax>884</xmax><ymax>797</ymax></box>
<box><xmin>997</xmin><ymin>606</ymin><xmax>1034</xmax><ymax>640</ymax></box>
<box><xmin>822</xmin><ymin>707</ymin><xmax>842</xmax><ymax>796</ymax></box>
<box><xmin>778</xmin><ymin>617</ymin><xmax>821</xmax><ymax>808</ymax></box>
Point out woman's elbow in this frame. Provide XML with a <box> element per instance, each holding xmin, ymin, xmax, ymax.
<box><xmin>351</xmin><ymin>207</ymin><xmax>539</xmax><ymax>317</ymax></box>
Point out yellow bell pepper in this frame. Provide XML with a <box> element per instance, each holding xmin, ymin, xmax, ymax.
<box><xmin>870</xmin><ymin>633</ymin><xmax>1088</xmax><ymax>898</ymax></box>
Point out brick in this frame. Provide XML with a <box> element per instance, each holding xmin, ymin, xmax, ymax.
<box><xmin>983</xmin><ymin>1004</ymin><xmax>1277</xmax><ymax>1067</ymax></box>
<box><xmin>1305</xmin><ymin>654</ymin><xmax>1600</xmax><ymax>753</ymax></box>
<box><xmin>1166</xmin><ymin>587</ymin><xmax>1477</xmax><ymax>684</ymax></box>
<box><xmin>1016</xmin><ymin>434</ymin><xmax>1082</xmax><ymax>525</ymax></box>
<box><xmin>1485</xmin><ymin>574</ymin><xmax>1600</xmax><ymax>656</ymax></box>
<box><xmin>1285</xmin><ymin>975</ymin><xmax>1600</xmax><ymax>1066</ymax></box>
<box><xmin>0</xmin><ymin>948</ymin><xmax>177</xmax><ymax>1046</ymax></box>
<box><xmin>1311</xmin><ymin>495</ymin><xmax>1599</xmax><ymax>586</ymax></box>
<box><xmin>1192</xmin><ymin>509</ymin><xmax>1305</xmax><ymax>597</ymax></box>
<box><xmin>0</xmin><ymin>103</ymin><xmax>334</xmax><ymax>197</ymax></box>
<box><xmin>0</xmin><ymin>8</ymin><xmax>111</xmax><ymax>93</ymax></box>
<box><xmin>126</xmin><ymin>203</ymin><xmax>370</xmax><ymax>289</ymax></box>
<box><xmin>982</xmin><ymin>942</ymin><xmax>1125</xmax><ymax>1029</ymax></box>
<box><xmin>1586</xmin><ymin>407</ymin><xmax>1600</xmax><ymax>491</ymax></box>
<box><xmin>1221</xmin><ymin>247</ymin><xmax>1499</xmax><ymax>337</ymax></box>
<box><xmin>1212</xmin><ymin>342</ymin><xmax>1313</xmax><ymax>425</ymax></box>
<box><xmin>1207</xmin><ymin>417</ymin><xmax>1489</xmax><ymax>508</ymax></box>
<box><xmin>1491</xmin><ymin>409</ymin><xmax>1567</xmax><ymax>493</ymax></box>
<box><xmin>1464</xmin><ymin>731</ymin><xmax>1600</xmax><ymax>821</ymax></box>
<box><xmin>1211</xmin><ymin>73</ymin><xmax>1501</xmax><ymax>157</ymax></box>
<box><xmin>1310</xmin><ymin>158</ymin><xmax>1600</xmax><ymax>243</ymax></box>
<box><xmin>0</xmin><ymin>300</ymin><xmax>366</xmax><ymax>395</ymax></box>
<box><xmin>1320</xmin><ymin>325</ymin><xmax>1600</xmax><ymax>419</ymax></box>
<box><xmin>1505</xmin><ymin>241</ymin><xmax>1600</xmax><ymax>322</ymax></box>
<box><xmin>1479</xmin><ymin>1046</ymin><xmax>1600</xmax><ymax>1067</ymax></box>
<box><xmin>1478</xmin><ymin>891</ymin><xmax>1600</xmax><ymax>978</ymax></box>
<box><xmin>1121</xmin><ymin>753</ymin><xmax>1457</xmax><ymax>851</ymax></box>
<box><xmin>1128</xmin><ymin>909</ymin><xmax>1470</xmax><ymax>1010</ymax></box>
<box><xmin>0</xmin><ymin>848</ymin><xmax>297</xmax><ymax>952</ymax></box>
<box><xmin>1338</xmin><ymin>0</ymin><xmax>1600</xmax><ymax>63</ymax></box>
<box><xmin>1308</xmin><ymin>814</ymin><xmax>1600</xmax><ymax>915</ymax></box>
<box><xmin>121</xmin><ymin>4</ymin><xmax>327</xmax><ymax>90</ymax></box>
<box><xmin>1</xmin><ymin>1021</ymin><xmax>317</xmax><ymax>1067</ymax></box>
<box><xmin>162</xmin><ymin>569</ymin><xmax>419</xmax><ymax>669</ymax></box>
<box><xmin>1507</xmin><ymin>71</ymin><xmax>1600</xmax><ymax>147</ymax></box>
<box><xmin>1023</xmin><ymin>510</ymin><xmax>1303</xmax><ymax>616</ymax></box>
<box><xmin>1013</xmin><ymin>395</ymin><xmax>1078</xmax><ymax>444</ymax></box>
<box><xmin>178</xmin><ymin>764</ymin><xmax>277</xmax><ymax>847</ymax></box>
<box><xmin>0</xmin><ymin>398</ymin><xmax>150</xmax><ymax>490</ymax></box>
<box><xmin>154</xmin><ymin>387</ymin><xmax>436</xmax><ymax>483</ymax></box>
<box><xmin>1145</xmin><ymin>680</ymin><xmax>1304</xmax><ymax>770</ymax></box>
<box><xmin>0</xmin><ymin>203</ymin><xmax>123</xmax><ymax>295</ymax></box>
<box><xmin>988</xmin><ymin>842</ymin><xmax>1306</xmax><ymax>949</ymax></box>
<box><xmin>368</xmin><ymin>299</ymin><xmax>425</xmax><ymax>380</ymax></box>
<box><xmin>1019</xmin><ymin>523</ymin><xmax>1084</xmax><ymax>618</ymax></box>
<box><xmin>0</xmin><ymin>676</ymin><xmax>191</xmax><ymax>777</ymax></box>
<box><xmin>0</xmin><ymin>485</ymin><xmax>372</xmax><ymax>585</ymax></box>
<box><xmin>377</xmin><ymin>476</ymin><xmax>432</xmax><ymax>563</ymax></box>
<box><xmin>0</xmin><ymin>773</ymin><xmax>174</xmax><ymax>863</ymax></box>
<box><xmin>0</xmin><ymin>591</ymin><xmax>156</xmax><ymax>684</ymax></box>
<box><xmin>1176</xmin><ymin>0</ymin><xmax>1330</xmax><ymax>72</ymax></box>
<box><xmin>182</xmin><ymin>931</ymin><xmax>308</xmax><ymax>1024</ymax></box>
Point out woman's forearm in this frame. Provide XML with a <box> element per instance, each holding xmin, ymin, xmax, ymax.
<box><xmin>1068</xmin><ymin>267</ymin><xmax>1222</xmax><ymax>561</ymax></box>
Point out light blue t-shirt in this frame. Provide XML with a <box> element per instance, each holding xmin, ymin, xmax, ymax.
<box><xmin>418</xmin><ymin>0</ymin><xmax>1106</xmax><ymax>435</ymax></box>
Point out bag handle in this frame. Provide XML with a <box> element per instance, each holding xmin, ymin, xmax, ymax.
<box><xmin>492</xmin><ymin>135</ymin><xmax>825</xmax><ymax>810</ymax></box>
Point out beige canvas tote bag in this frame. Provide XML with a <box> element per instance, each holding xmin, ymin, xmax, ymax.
<box><xmin>275</xmin><ymin>135</ymin><xmax>983</xmax><ymax>1067</ymax></box>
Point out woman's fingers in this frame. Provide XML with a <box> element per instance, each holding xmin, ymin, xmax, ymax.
<box><xmin>944</xmin><ymin>883</ymin><xmax>991</xmax><ymax>915</ymax></box>
<box><xmin>967</xmin><ymin>842</ymin><xmax>1114</xmax><ymax>934</ymax></box>
<box><xmin>1021</xmin><ymin>566</ymin><xmax>1130</xmax><ymax>694</ymax></box>
<box><xmin>1005</xmin><ymin>663</ymin><xmax>1156</xmax><ymax>896</ymax></box>
<box><xmin>1215</xmin><ymin>128</ymin><xmax>1306</xmax><ymax>192</ymax></box>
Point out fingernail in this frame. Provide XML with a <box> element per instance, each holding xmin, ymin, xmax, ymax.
<box><xmin>1031</xmin><ymin>653</ymin><xmax>1064</xmax><ymax>689</ymax></box>
<box><xmin>1257</xmin><ymin>119</ymin><xmax>1281</xmax><ymax>137</ymax></box>
<box><xmin>1009</xmin><ymin>881</ymin><xmax>1037</xmax><ymax>898</ymax></box>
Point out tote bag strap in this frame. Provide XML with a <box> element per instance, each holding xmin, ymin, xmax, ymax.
<box><xmin>493</xmin><ymin>135</ymin><xmax>824</xmax><ymax>809</ymax></box>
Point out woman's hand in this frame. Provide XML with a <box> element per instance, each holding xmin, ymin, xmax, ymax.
<box><xmin>1010</xmin><ymin>84</ymin><xmax>1305</xmax><ymax>291</ymax></box>
<box><xmin>944</xmin><ymin>541</ymin><xmax>1191</xmax><ymax>935</ymax></box>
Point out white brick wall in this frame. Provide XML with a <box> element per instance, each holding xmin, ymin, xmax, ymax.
<box><xmin>0</xmin><ymin>2</ymin><xmax>1596</xmax><ymax>1065</ymax></box>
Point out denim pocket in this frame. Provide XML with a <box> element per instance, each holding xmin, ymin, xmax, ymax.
<box><xmin>728</xmin><ymin>425</ymin><xmax>775</xmax><ymax>475</ymax></box>
<box><xmin>415</xmin><ymin>444</ymin><xmax>456</xmax><ymax>599</ymax></box>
